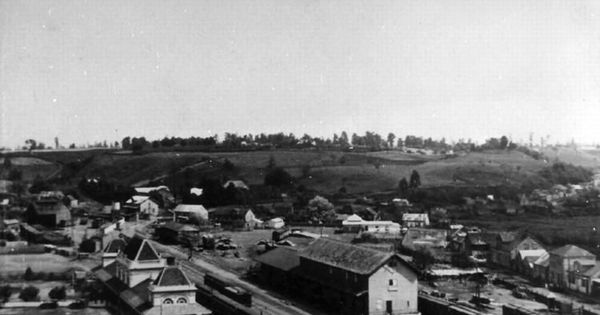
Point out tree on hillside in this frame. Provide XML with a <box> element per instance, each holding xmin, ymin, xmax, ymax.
<box><xmin>264</xmin><ymin>167</ymin><xmax>293</xmax><ymax>187</ymax></box>
<box><xmin>500</xmin><ymin>136</ymin><xmax>509</xmax><ymax>149</ymax></box>
<box><xmin>339</xmin><ymin>131</ymin><xmax>349</xmax><ymax>146</ymax></box>
<box><xmin>387</xmin><ymin>133</ymin><xmax>396</xmax><ymax>148</ymax></box>
<box><xmin>397</xmin><ymin>138</ymin><xmax>404</xmax><ymax>148</ymax></box>
<box><xmin>398</xmin><ymin>177</ymin><xmax>409</xmax><ymax>196</ymax></box>
<box><xmin>3</xmin><ymin>157</ymin><xmax>11</xmax><ymax>168</ymax></box>
<box><xmin>266</xmin><ymin>155</ymin><xmax>276</xmax><ymax>170</ymax></box>
<box><xmin>409</xmin><ymin>170</ymin><xmax>421</xmax><ymax>189</ymax></box>
<box><xmin>121</xmin><ymin>137</ymin><xmax>131</xmax><ymax>150</ymax></box>
<box><xmin>19</xmin><ymin>286</ymin><xmax>39</xmax><ymax>302</ymax></box>
<box><xmin>0</xmin><ymin>285</ymin><xmax>12</xmax><ymax>302</ymax></box>
<box><xmin>25</xmin><ymin>139</ymin><xmax>37</xmax><ymax>152</ymax></box>
<box><xmin>48</xmin><ymin>286</ymin><xmax>66</xmax><ymax>300</ymax></box>
<box><xmin>308</xmin><ymin>195</ymin><xmax>335</xmax><ymax>222</ymax></box>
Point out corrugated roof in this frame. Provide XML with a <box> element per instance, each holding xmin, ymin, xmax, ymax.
<box><xmin>299</xmin><ymin>238</ymin><xmax>397</xmax><ymax>275</ymax></box>
<box><xmin>255</xmin><ymin>247</ymin><xmax>300</xmax><ymax>271</ymax></box>
<box><xmin>550</xmin><ymin>245</ymin><xmax>594</xmax><ymax>258</ymax></box>
<box><xmin>153</xmin><ymin>266</ymin><xmax>192</xmax><ymax>287</ymax></box>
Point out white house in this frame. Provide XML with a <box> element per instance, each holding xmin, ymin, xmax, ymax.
<box><xmin>401</xmin><ymin>213</ymin><xmax>430</xmax><ymax>228</ymax></box>
<box><xmin>173</xmin><ymin>204</ymin><xmax>209</xmax><ymax>223</ymax></box>
<box><xmin>125</xmin><ymin>196</ymin><xmax>160</xmax><ymax>219</ymax></box>
<box><xmin>342</xmin><ymin>214</ymin><xmax>401</xmax><ymax>234</ymax></box>
<box><xmin>266</xmin><ymin>217</ymin><xmax>285</xmax><ymax>229</ymax></box>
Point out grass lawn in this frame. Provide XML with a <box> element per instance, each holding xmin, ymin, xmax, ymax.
<box><xmin>0</xmin><ymin>254</ymin><xmax>73</xmax><ymax>276</ymax></box>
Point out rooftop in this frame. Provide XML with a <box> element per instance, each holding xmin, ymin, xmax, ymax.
<box><xmin>153</xmin><ymin>266</ymin><xmax>192</xmax><ymax>287</ymax></box>
<box><xmin>104</xmin><ymin>238</ymin><xmax>127</xmax><ymax>254</ymax></box>
<box><xmin>123</xmin><ymin>237</ymin><xmax>160</xmax><ymax>261</ymax></box>
<box><xmin>299</xmin><ymin>238</ymin><xmax>407</xmax><ymax>275</ymax></box>
<box><xmin>551</xmin><ymin>245</ymin><xmax>595</xmax><ymax>258</ymax></box>
<box><xmin>255</xmin><ymin>247</ymin><xmax>301</xmax><ymax>271</ymax></box>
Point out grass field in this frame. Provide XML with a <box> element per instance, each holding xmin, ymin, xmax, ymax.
<box><xmin>0</xmin><ymin>254</ymin><xmax>73</xmax><ymax>276</ymax></box>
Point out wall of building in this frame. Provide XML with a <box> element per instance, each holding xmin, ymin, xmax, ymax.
<box><xmin>367</xmin><ymin>260</ymin><xmax>418</xmax><ymax>315</ymax></box>
<box><xmin>151</xmin><ymin>287</ymin><xmax>196</xmax><ymax>306</ymax></box>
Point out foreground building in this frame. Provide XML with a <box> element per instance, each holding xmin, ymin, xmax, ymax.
<box><xmin>95</xmin><ymin>236</ymin><xmax>211</xmax><ymax>315</ymax></box>
<box><xmin>255</xmin><ymin>237</ymin><xmax>419</xmax><ymax>315</ymax></box>
<box><xmin>548</xmin><ymin>244</ymin><xmax>596</xmax><ymax>292</ymax></box>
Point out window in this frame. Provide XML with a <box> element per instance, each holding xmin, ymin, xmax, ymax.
<box><xmin>388</xmin><ymin>279</ymin><xmax>398</xmax><ymax>291</ymax></box>
<box><xmin>163</xmin><ymin>298</ymin><xmax>173</xmax><ymax>304</ymax></box>
<box><xmin>176</xmin><ymin>297</ymin><xmax>187</xmax><ymax>304</ymax></box>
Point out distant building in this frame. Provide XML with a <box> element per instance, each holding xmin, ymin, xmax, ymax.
<box><xmin>223</xmin><ymin>180</ymin><xmax>249</xmax><ymax>190</ymax></box>
<box><xmin>515</xmin><ymin>249</ymin><xmax>548</xmax><ymax>277</ymax></box>
<box><xmin>133</xmin><ymin>186</ymin><xmax>170</xmax><ymax>195</ymax></box>
<box><xmin>342</xmin><ymin>214</ymin><xmax>401</xmax><ymax>234</ymax></box>
<box><xmin>208</xmin><ymin>206</ymin><xmax>256</xmax><ymax>230</ymax></box>
<box><xmin>490</xmin><ymin>233</ymin><xmax>544</xmax><ymax>269</ymax></box>
<box><xmin>26</xmin><ymin>192</ymin><xmax>71</xmax><ymax>227</ymax></box>
<box><xmin>94</xmin><ymin>236</ymin><xmax>211</xmax><ymax>315</ymax></box>
<box><xmin>548</xmin><ymin>244</ymin><xmax>596</xmax><ymax>291</ymax></box>
<box><xmin>173</xmin><ymin>204</ymin><xmax>208</xmax><ymax>223</ymax></box>
<box><xmin>123</xmin><ymin>196</ymin><xmax>160</xmax><ymax>219</ymax></box>
<box><xmin>266</xmin><ymin>217</ymin><xmax>285</xmax><ymax>229</ymax></box>
<box><xmin>401</xmin><ymin>213</ymin><xmax>430</xmax><ymax>228</ymax></box>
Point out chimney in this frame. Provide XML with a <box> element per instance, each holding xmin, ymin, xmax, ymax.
<box><xmin>164</xmin><ymin>254</ymin><xmax>176</xmax><ymax>266</ymax></box>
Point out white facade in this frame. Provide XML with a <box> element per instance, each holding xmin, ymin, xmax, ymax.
<box><xmin>342</xmin><ymin>214</ymin><xmax>401</xmax><ymax>233</ymax></box>
<box><xmin>368</xmin><ymin>260</ymin><xmax>418</xmax><ymax>315</ymax></box>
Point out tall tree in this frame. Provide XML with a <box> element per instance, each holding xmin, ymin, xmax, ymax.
<box><xmin>387</xmin><ymin>133</ymin><xmax>396</xmax><ymax>148</ymax></box>
<box><xmin>409</xmin><ymin>170</ymin><xmax>421</xmax><ymax>189</ymax></box>
<box><xmin>398</xmin><ymin>177</ymin><xmax>409</xmax><ymax>196</ymax></box>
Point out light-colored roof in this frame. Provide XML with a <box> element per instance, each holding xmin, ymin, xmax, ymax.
<box><xmin>2</xmin><ymin>219</ymin><xmax>19</xmax><ymax>225</ymax></box>
<box><xmin>551</xmin><ymin>245</ymin><xmax>595</xmax><ymax>258</ymax></box>
<box><xmin>518</xmin><ymin>249</ymin><xmax>547</xmax><ymax>260</ymax></box>
<box><xmin>190</xmin><ymin>188</ymin><xmax>203</xmax><ymax>196</ymax></box>
<box><xmin>533</xmin><ymin>252</ymin><xmax>550</xmax><ymax>267</ymax></box>
<box><xmin>174</xmin><ymin>204</ymin><xmax>207</xmax><ymax>213</ymax></box>
<box><xmin>342</xmin><ymin>214</ymin><xmax>363</xmax><ymax>224</ymax></box>
<box><xmin>223</xmin><ymin>180</ymin><xmax>249</xmax><ymax>190</ymax></box>
<box><xmin>583</xmin><ymin>264</ymin><xmax>600</xmax><ymax>278</ymax></box>
<box><xmin>127</xmin><ymin>195</ymin><xmax>150</xmax><ymax>204</ymax></box>
<box><xmin>134</xmin><ymin>186</ymin><xmax>169</xmax><ymax>194</ymax></box>
<box><xmin>402</xmin><ymin>213</ymin><xmax>429</xmax><ymax>221</ymax></box>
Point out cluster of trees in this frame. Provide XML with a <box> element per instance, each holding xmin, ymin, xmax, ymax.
<box><xmin>118</xmin><ymin>132</ymin><xmax>458</xmax><ymax>153</ymax></box>
<box><xmin>398</xmin><ymin>170</ymin><xmax>421</xmax><ymax>196</ymax></box>
<box><xmin>539</xmin><ymin>162</ymin><xmax>593</xmax><ymax>186</ymax></box>
<box><xmin>78</xmin><ymin>177</ymin><xmax>133</xmax><ymax>204</ymax></box>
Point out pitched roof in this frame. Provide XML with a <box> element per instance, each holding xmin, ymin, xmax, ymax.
<box><xmin>518</xmin><ymin>249</ymin><xmax>547</xmax><ymax>260</ymax></box>
<box><xmin>551</xmin><ymin>245</ymin><xmax>595</xmax><ymax>258</ymax></box>
<box><xmin>254</xmin><ymin>247</ymin><xmax>300</xmax><ymax>271</ymax></box>
<box><xmin>174</xmin><ymin>204</ymin><xmax>207</xmax><ymax>213</ymax></box>
<box><xmin>127</xmin><ymin>195</ymin><xmax>151</xmax><ymax>204</ymax></box>
<box><xmin>498</xmin><ymin>231</ymin><xmax>518</xmax><ymax>243</ymax></box>
<box><xmin>534</xmin><ymin>252</ymin><xmax>550</xmax><ymax>267</ymax></box>
<box><xmin>223</xmin><ymin>180</ymin><xmax>249</xmax><ymax>190</ymax></box>
<box><xmin>583</xmin><ymin>264</ymin><xmax>600</xmax><ymax>277</ymax></box>
<box><xmin>123</xmin><ymin>237</ymin><xmax>160</xmax><ymax>261</ymax></box>
<box><xmin>153</xmin><ymin>266</ymin><xmax>193</xmax><ymax>287</ymax></box>
<box><xmin>104</xmin><ymin>238</ymin><xmax>127</xmax><ymax>253</ymax></box>
<box><xmin>134</xmin><ymin>186</ymin><xmax>169</xmax><ymax>194</ymax></box>
<box><xmin>208</xmin><ymin>206</ymin><xmax>250</xmax><ymax>217</ymax></box>
<box><xmin>299</xmin><ymin>238</ymin><xmax>411</xmax><ymax>275</ymax></box>
<box><xmin>159</xmin><ymin>221</ymin><xmax>200</xmax><ymax>233</ymax></box>
<box><xmin>402</xmin><ymin>213</ymin><xmax>429</xmax><ymax>221</ymax></box>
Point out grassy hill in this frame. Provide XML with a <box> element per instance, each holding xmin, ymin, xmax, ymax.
<box><xmin>1</xmin><ymin>147</ymin><xmax>593</xmax><ymax>196</ymax></box>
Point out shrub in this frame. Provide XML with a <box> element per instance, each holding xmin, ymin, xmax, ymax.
<box><xmin>23</xmin><ymin>267</ymin><xmax>33</xmax><ymax>281</ymax></box>
<box><xmin>49</xmin><ymin>286</ymin><xmax>66</xmax><ymax>300</ymax></box>
<box><xmin>19</xmin><ymin>286</ymin><xmax>39</xmax><ymax>301</ymax></box>
<box><xmin>0</xmin><ymin>285</ymin><xmax>13</xmax><ymax>302</ymax></box>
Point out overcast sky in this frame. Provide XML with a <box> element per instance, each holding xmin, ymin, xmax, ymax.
<box><xmin>2</xmin><ymin>0</ymin><xmax>600</xmax><ymax>148</ymax></box>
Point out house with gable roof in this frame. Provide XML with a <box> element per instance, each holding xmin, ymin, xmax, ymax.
<box><xmin>94</xmin><ymin>235</ymin><xmax>211</xmax><ymax>315</ymax></box>
<box><xmin>123</xmin><ymin>196</ymin><xmax>160</xmax><ymax>219</ymax></box>
<box><xmin>295</xmin><ymin>238</ymin><xmax>419</xmax><ymax>315</ymax></box>
<box><xmin>549</xmin><ymin>244</ymin><xmax>597</xmax><ymax>292</ymax></box>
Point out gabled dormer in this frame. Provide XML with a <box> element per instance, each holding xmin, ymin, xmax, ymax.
<box><xmin>149</xmin><ymin>264</ymin><xmax>196</xmax><ymax>306</ymax></box>
<box><xmin>115</xmin><ymin>236</ymin><xmax>166</xmax><ymax>287</ymax></box>
<box><xmin>102</xmin><ymin>238</ymin><xmax>127</xmax><ymax>267</ymax></box>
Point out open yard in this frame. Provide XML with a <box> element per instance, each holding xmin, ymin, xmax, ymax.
<box><xmin>0</xmin><ymin>254</ymin><xmax>74</xmax><ymax>276</ymax></box>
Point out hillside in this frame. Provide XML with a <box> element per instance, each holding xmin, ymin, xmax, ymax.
<box><xmin>1</xmin><ymin>148</ymin><xmax>590</xmax><ymax>196</ymax></box>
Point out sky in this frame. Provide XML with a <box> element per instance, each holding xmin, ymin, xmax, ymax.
<box><xmin>2</xmin><ymin>0</ymin><xmax>600</xmax><ymax>148</ymax></box>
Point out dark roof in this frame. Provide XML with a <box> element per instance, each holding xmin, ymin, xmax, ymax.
<box><xmin>122</xmin><ymin>279</ymin><xmax>153</xmax><ymax>312</ymax></box>
<box><xmin>153</xmin><ymin>266</ymin><xmax>192</xmax><ymax>287</ymax></box>
<box><xmin>123</xmin><ymin>237</ymin><xmax>160</xmax><ymax>261</ymax></box>
<box><xmin>551</xmin><ymin>245</ymin><xmax>595</xmax><ymax>258</ymax></box>
<box><xmin>104</xmin><ymin>238</ymin><xmax>127</xmax><ymax>253</ymax></box>
<box><xmin>209</xmin><ymin>206</ymin><xmax>250</xmax><ymax>217</ymax></box>
<box><xmin>498</xmin><ymin>231</ymin><xmax>518</xmax><ymax>243</ymax></box>
<box><xmin>299</xmin><ymin>238</ymin><xmax>414</xmax><ymax>275</ymax></box>
<box><xmin>255</xmin><ymin>247</ymin><xmax>300</xmax><ymax>271</ymax></box>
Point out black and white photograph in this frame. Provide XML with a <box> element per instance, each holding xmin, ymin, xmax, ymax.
<box><xmin>1</xmin><ymin>0</ymin><xmax>600</xmax><ymax>314</ymax></box>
